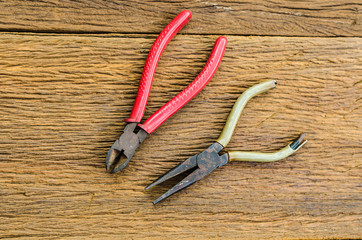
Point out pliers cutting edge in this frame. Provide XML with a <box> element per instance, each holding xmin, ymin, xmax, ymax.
<box><xmin>146</xmin><ymin>80</ymin><xmax>307</xmax><ymax>204</ymax></box>
<box><xmin>106</xmin><ymin>10</ymin><xmax>227</xmax><ymax>173</ymax></box>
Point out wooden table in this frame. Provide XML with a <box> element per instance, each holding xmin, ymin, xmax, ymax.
<box><xmin>1</xmin><ymin>1</ymin><xmax>361</xmax><ymax>239</ymax></box>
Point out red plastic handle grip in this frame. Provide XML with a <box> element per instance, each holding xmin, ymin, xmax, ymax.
<box><xmin>125</xmin><ymin>10</ymin><xmax>192</xmax><ymax>123</ymax></box>
<box><xmin>139</xmin><ymin>36</ymin><xmax>227</xmax><ymax>134</ymax></box>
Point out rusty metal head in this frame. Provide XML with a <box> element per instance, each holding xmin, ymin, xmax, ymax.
<box><xmin>106</xmin><ymin>123</ymin><xmax>148</xmax><ymax>173</ymax></box>
<box><xmin>146</xmin><ymin>142</ymin><xmax>228</xmax><ymax>204</ymax></box>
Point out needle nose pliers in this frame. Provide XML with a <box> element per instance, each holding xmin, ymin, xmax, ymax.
<box><xmin>106</xmin><ymin>10</ymin><xmax>227</xmax><ymax>173</ymax></box>
<box><xmin>146</xmin><ymin>80</ymin><xmax>307</xmax><ymax>204</ymax></box>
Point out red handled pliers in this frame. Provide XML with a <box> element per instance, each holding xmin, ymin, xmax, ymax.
<box><xmin>106</xmin><ymin>10</ymin><xmax>227</xmax><ymax>173</ymax></box>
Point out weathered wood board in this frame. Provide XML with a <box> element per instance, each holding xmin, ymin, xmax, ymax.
<box><xmin>0</xmin><ymin>0</ymin><xmax>361</xmax><ymax>36</ymax></box>
<box><xmin>0</xmin><ymin>33</ymin><xmax>361</xmax><ymax>239</ymax></box>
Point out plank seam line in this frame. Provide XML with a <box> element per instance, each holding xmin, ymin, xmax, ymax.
<box><xmin>0</xmin><ymin>30</ymin><xmax>361</xmax><ymax>38</ymax></box>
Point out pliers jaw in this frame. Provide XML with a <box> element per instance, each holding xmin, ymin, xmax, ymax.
<box><xmin>106</xmin><ymin>123</ymin><xmax>148</xmax><ymax>173</ymax></box>
<box><xmin>146</xmin><ymin>142</ymin><xmax>228</xmax><ymax>204</ymax></box>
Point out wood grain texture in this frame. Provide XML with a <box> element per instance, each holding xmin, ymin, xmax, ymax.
<box><xmin>0</xmin><ymin>33</ymin><xmax>361</xmax><ymax>239</ymax></box>
<box><xmin>0</xmin><ymin>0</ymin><xmax>361</xmax><ymax>36</ymax></box>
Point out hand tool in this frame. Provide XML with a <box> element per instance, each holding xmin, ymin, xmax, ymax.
<box><xmin>106</xmin><ymin>10</ymin><xmax>227</xmax><ymax>173</ymax></box>
<box><xmin>146</xmin><ymin>80</ymin><xmax>307</xmax><ymax>204</ymax></box>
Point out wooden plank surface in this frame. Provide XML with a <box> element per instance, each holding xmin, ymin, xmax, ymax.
<box><xmin>0</xmin><ymin>0</ymin><xmax>361</xmax><ymax>36</ymax></box>
<box><xmin>0</xmin><ymin>33</ymin><xmax>361</xmax><ymax>239</ymax></box>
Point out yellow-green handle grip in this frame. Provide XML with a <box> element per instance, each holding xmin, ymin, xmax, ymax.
<box><xmin>217</xmin><ymin>80</ymin><xmax>277</xmax><ymax>147</ymax></box>
<box><xmin>228</xmin><ymin>133</ymin><xmax>307</xmax><ymax>162</ymax></box>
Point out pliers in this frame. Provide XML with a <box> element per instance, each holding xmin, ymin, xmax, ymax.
<box><xmin>146</xmin><ymin>80</ymin><xmax>307</xmax><ymax>204</ymax></box>
<box><xmin>106</xmin><ymin>10</ymin><xmax>227</xmax><ymax>173</ymax></box>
